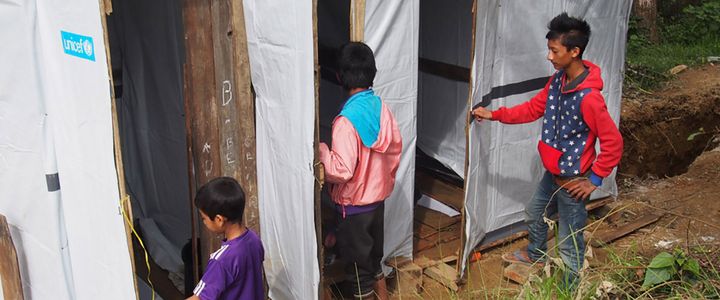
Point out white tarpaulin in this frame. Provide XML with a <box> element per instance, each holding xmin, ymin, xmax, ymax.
<box><xmin>417</xmin><ymin>0</ymin><xmax>474</xmax><ymax>178</ymax></box>
<box><xmin>462</xmin><ymin>1</ymin><xmax>631</xmax><ymax>272</ymax></box>
<box><xmin>243</xmin><ymin>1</ymin><xmax>320</xmax><ymax>299</ymax></box>
<box><xmin>364</xmin><ymin>0</ymin><xmax>419</xmax><ymax>270</ymax></box>
<box><xmin>0</xmin><ymin>0</ymin><xmax>135</xmax><ymax>298</ymax></box>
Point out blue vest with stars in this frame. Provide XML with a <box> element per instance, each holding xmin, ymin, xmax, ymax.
<box><xmin>541</xmin><ymin>71</ymin><xmax>592</xmax><ymax>176</ymax></box>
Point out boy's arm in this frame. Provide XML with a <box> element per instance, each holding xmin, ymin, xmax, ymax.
<box><xmin>186</xmin><ymin>296</ymin><xmax>200</xmax><ymax>300</ymax></box>
<box><xmin>486</xmin><ymin>76</ymin><xmax>553</xmax><ymax>124</ymax></box>
<box><xmin>319</xmin><ymin>117</ymin><xmax>359</xmax><ymax>184</ymax></box>
<box><xmin>190</xmin><ymin>260</ymin><xmax>230</xmax><ymax>300</ymax></box>
<box><xmin>581</xmin><ymin>92</ymin><xmax>624</xmax><ymax>185</ymax></box>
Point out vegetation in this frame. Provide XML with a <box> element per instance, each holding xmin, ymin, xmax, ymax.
<box><xmin>625</xmin><ymin>0</ymin><xmax>720</xmax><ymax>92</ymax></box>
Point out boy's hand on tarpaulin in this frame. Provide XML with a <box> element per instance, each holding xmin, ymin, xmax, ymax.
<box><xmin>471</xmin><ymin>106</ymin><xmax>493</xmax><ymax>122</ymax></box>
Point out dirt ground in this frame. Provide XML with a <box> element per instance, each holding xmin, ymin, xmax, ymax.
<box><xmin>408</xmin><ymin>65</ymin><xmax>720</xmax><ymax>299</ymax></box>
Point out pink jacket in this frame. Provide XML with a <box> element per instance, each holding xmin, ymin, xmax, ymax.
<box><xmin>319</xmin><ymin>102</ymin><xmax>402</xmax><ymax>209</ymax></box>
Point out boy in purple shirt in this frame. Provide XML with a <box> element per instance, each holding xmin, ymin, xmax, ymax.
<box><xmin>188</xmin><ymin>177</ymin><xmax>265</xmax><ymax>300</ymax></box>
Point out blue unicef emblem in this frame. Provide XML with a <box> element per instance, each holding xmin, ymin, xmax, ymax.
<box><xmin>60</xmin><ymin>31</ymin><xmax>95</xmax><ymax>61</ymax></box>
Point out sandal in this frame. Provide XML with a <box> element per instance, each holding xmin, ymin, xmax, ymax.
<box><xmin>501</xmin><ymin>250</ymin><xmax>545</xmax><ymax>267</ymax></box>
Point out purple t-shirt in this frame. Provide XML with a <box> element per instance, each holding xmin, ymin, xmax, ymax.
<box><xmin>193</xmin><ymin>229</ymin><xmax>264</xmax><ymax>300</ymax></box>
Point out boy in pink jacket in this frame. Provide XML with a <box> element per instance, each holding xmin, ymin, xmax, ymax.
<box><xmin>319</xmin><ymin>42</ymin><xmax>402</xmax><ymax>299</ymax></box>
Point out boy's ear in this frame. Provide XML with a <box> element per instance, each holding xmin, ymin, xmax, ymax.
<box><xmin>214</xmin><ymin>214</ymin><xmax>227</xmax><ymax>224</ymax></box>
<box><xmin>571</xmin><ymin>46</ymin><xmax>581</xmax><ymax>58</ymax></box>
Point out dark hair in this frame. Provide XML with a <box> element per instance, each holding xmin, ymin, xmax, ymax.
<box><xmin>337</xmin><ymin>42</ymin><xmax>377</xmax><ymax>89</ymax></box>
<box><xmin>545</xmin><ymin>12</ymin><xmax>591</xmax><ymax>58</ymax></box>
<box><xmin>194</xmin><ymin>177</ymin><xmax>246</xmax><ymax>223</ymax></box>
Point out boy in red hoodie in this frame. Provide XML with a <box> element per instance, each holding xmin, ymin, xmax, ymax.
<box><xmin>319</xmin><ymin>42</ymin><xmax>402</xmax><ymax>299</ymax></box>
<box><xmin>472</xmin><ymin>13</ymin><xmax>623</xmax><ymax>288</ymax></box>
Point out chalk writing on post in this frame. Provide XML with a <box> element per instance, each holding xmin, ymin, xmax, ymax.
<box><xmin>222</xmin><ymin>80</ymin><xmax>232</xmax><ymax>106</ymax></box>
<box><xmin>226</xmin><ymin>138</ymin><xmax>236</xmax><ymax>164</ymax></box>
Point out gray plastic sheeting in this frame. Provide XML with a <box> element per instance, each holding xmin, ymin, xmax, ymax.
<box><xmin>462</xmin><ymin>1</ymin><xmax>631</xmax><ymax>273</ymax></box>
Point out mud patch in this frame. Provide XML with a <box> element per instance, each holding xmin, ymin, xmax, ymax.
<box><xmin>619</xmin><ymin>64</ymin><xmax>720</xmax><ymax>178</ymax></box>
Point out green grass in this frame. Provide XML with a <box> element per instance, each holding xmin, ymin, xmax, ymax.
<box><xmin>625</xmin><ymin>37</ymin><xmax>720</xmax><ymax>92</ymax></box>
<box><xmin>515</xmin><ymin>244</ymin><xmax>720</xmax><ymax>300</ymax></box>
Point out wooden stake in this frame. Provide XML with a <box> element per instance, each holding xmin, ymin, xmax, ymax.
<box><xmin>350</xmin><ymin>0</ymin><xmax>365</xmax><ymax>42</ymax></box>
<box><xmin>0</xmin><ymin>215</ymin><xmax>23</xmax><ymax>300</ymax></box>
<box><xmin>99</xmin><ymin>0</ymin><xmax>139</xmax><ymax>296</ymax></box>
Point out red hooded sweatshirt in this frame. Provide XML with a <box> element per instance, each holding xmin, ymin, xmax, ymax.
<box><xmin>490</xmin><ymin>60</ymin><xmax>623</xmax><ymax>185</ymax></box>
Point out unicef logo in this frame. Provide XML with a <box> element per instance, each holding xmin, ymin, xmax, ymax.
<box><xmin>60</xmin><ymin>30</ymin><xmax>96</xmax><ymax>61</ymax></box>
<box><xmin>83</xmin><ymin>40</ymin><xmax>93</xmax><ymax>56</ymax></box>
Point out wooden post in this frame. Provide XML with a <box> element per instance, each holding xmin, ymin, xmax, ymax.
<box><xmin>312</xmin><ymin>0</ymin><xmax>324</xmax><ymax>298</ymax></box>
<box><xmin>226</xmin><ymin>0</ymin><xmax>259</xmax><ymax>235</ymax></box>
<box><xmin>458</xmin><ymin>0</ymin><xmax>478</xmax><ymax>276</ymax></box>
<box><xmin>98</xmin><ymin>0</ymin><xmax>139</xmax><ymax>297</ymax></box>
<box><xmin>182</xmin><ymin>0</ymin><xmax>224</xmax><ymax>265</ymax></box>
<box><xmin>350</xmin><ymin>0</ymin><xmax>365</xmax><ymax>42</ymax></box>
<box><xmin>0</xmin><ymin>215</ymin><xmax>24</xmax><ymax>299</ymax></box>
<box><xmin>182</xmin><ymin>0</ymin><xmax>259</xmax><ymax>270</ymax></box>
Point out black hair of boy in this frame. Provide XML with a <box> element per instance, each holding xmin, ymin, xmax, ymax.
<box><xmin>194</xmin><ymin>177</ymin><xmax>246</xmax><ymax>223</ymax></box>
<box><xmin>337</xmin><ymin>42</ymin><xmax>377</xmax><ymax>90</ymax></box>
<box><xmin>545</xmin><ymin>12</ymin><xmax>591</xmax><ymax>58</ymax></box>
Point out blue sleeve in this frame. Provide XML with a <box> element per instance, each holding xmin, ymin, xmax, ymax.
<box><xmin>589</xmin><ymin>171</ymin><xmax>603</xmax><ymax>186</ymax></box>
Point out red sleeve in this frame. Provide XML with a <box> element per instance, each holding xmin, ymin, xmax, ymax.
<box><xmin>319</xmin><ymin>117</ymin><xmax>358</xmax><ymax>184</ymax></box>
<box><xmin>581</xmin><ymin>92</ymin><xmax>624</xmax><ymax>178</ymax></box>
<box><xmin>490</xmin><ymin>76</ymin><xmax>552</xmax><ymax>124</ymax></box>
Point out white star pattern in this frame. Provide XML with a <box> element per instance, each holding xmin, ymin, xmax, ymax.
<box><xmin>582</xmin><ymin>141</ymin><xmax>586</xmax><ymax>145</ymax></box>
<box><xmin>550</xmin><ymin>105</ymin><xmax>555</xmax><ymax>110</ymax></box>
<box><xmin>573</xmin><ymin>115</ymin><xmax>578</xmax><ymax>120</ymax></box>
<box><xmin>545</xmin><ymin>139</ymin><xmax>550</xmax><ymax>143</ymax></box>
<box><xmin>563</xmin><ymin>134</ymin><xmax>568</xmax><ymax>139</ymax></box>
<box><xmin>562</xmin><ymin>125</ymin><xmax>566</xmax><ymax>130</ymax></box>
<box><xmin>569</xmin><ymin>141</ymin><xmax>574</xmax><ymax>146</ymax></box>
<box><xmin>552</xmin><ymin>116</ymin><xmax>555</xmax><ymax>120</ymax></box>
<box><xmin>568</xmin><ymin>162</ymin><xmax>573</xmax><ymax>166</ymax></box>
<box><xmin>567</xmin><ymin>155</ymin><xmax>572</xmax><ymax>161</ymax></box>
<box><xmin>571</xmin><ymin>129</ymin><xmax>576</xmax><ymax>134</ymax></box>
<box><xmin>573</xmin><ymin>96</ymin><xmax>577</xmax><ymax>100</ymax></box>
<box><xmin>560</xmin><ymin>161</ymin><xmax>565</xmax><ymax>165</ymax></box>
<box><xmin>580</xmin><ymin>92</ymin><xmax>584</xmax><ymax>97</ymax></box>
<box><xmin>577</xmin><ymin>134</ymin><xmax>582</xmax><ymax>138</ymax></box>
<box><xmin>553</xmin><ymin>143</ymin><xmax>557</xmax><ymax>148</ymax></box>
<box><xmin>543</xmin><ymin>119</ymin><xmax>547</xmax><ymax>124</ymax></box>
<box><xmin>562</xmin><ymin>148</ymin><xmax>567</xmax><ymax>152</ymax></box>
<box><xmin>544</xmin><ymin>129</ymin><xmax>549</xmax><ymax>134</ymax></box>
<box><xmin>561</xmin><ymin>169</ymin><xmax>566</xmax><ymax>174</ymax></box>
<box><xmin>574</xmin><ymin>148</ymin><xmax>579</xmax><ymax>153</ymax></box>
<box><xmin>549</xmin><ymin>95</ymin><xmax>554</xmax><ymax>100</ymax></box>
<box><xmin>574</xmin><ymin>170</ymin><xmax>579</xmax><ymax>175</ymax></box>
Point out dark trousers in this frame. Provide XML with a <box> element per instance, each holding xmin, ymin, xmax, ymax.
<box><xmin>336</xmin><ymin>203</ymin><xmax>385</xmax><ymax>296</ymax></box>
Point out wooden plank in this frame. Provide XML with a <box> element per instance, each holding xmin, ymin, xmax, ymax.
<box><xmin>312</xmin><ymin>0</ymin><xmax>324</xmax><ymax>298</ymax></box>
<box><xmin>416</xmin><ymin>171</ymin><xmax>464</xmax><ymax>211</ymax></box>
<box><xmin>424</xmin><ymin>262</ymin><xmax>459</xmax><ymax>292</ymax></box>
<box><xmin>416</xmin><ymin>238</ymin><xmax>461</xmax><ymax>261</ymax></box>
<box><xmin>350</xmin><ymin>0</ymin><xmax>365</xmax><ymax>42</ymax></box>
<box><xmin>182</xmin><ymin>0</ymin><xmax>223</xmax><ymax>266</ymax></box>
<box><xmin>591</xmin><ymin>214</ymin><xmax>661</xmax><ymax>247</ymax></box>
<box><xmin>415</xmin><ymin>206</ymin><xmax>460</xmax><ymax>230</ymax></box>
<box><xmin>503</xmin><ymin>263</ymin><xmax>538</xmax><ymax>285</ymax></box>
<box><xmin>228</xmin><ymin>0</ymin><xmax>259</xmax><ymax>235</ymax></box>
<box><xmin>100</xmin><ymin>4</ymin><xmax>139</xmax><ymax>296</ymax></box>
<box><xmin>457</xmin><ymin>0</ymin><xmax>478</xmax><ymax>276</ymax></box>
<box><xmin>418</xmin><ymin>58</ymin><xmax>471</xmax><ymax>83</ymax></box>
<box><xmin>0</xmin><ymin>215</ymin><xmax>23</xmax><ymax>300</ymax></box>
